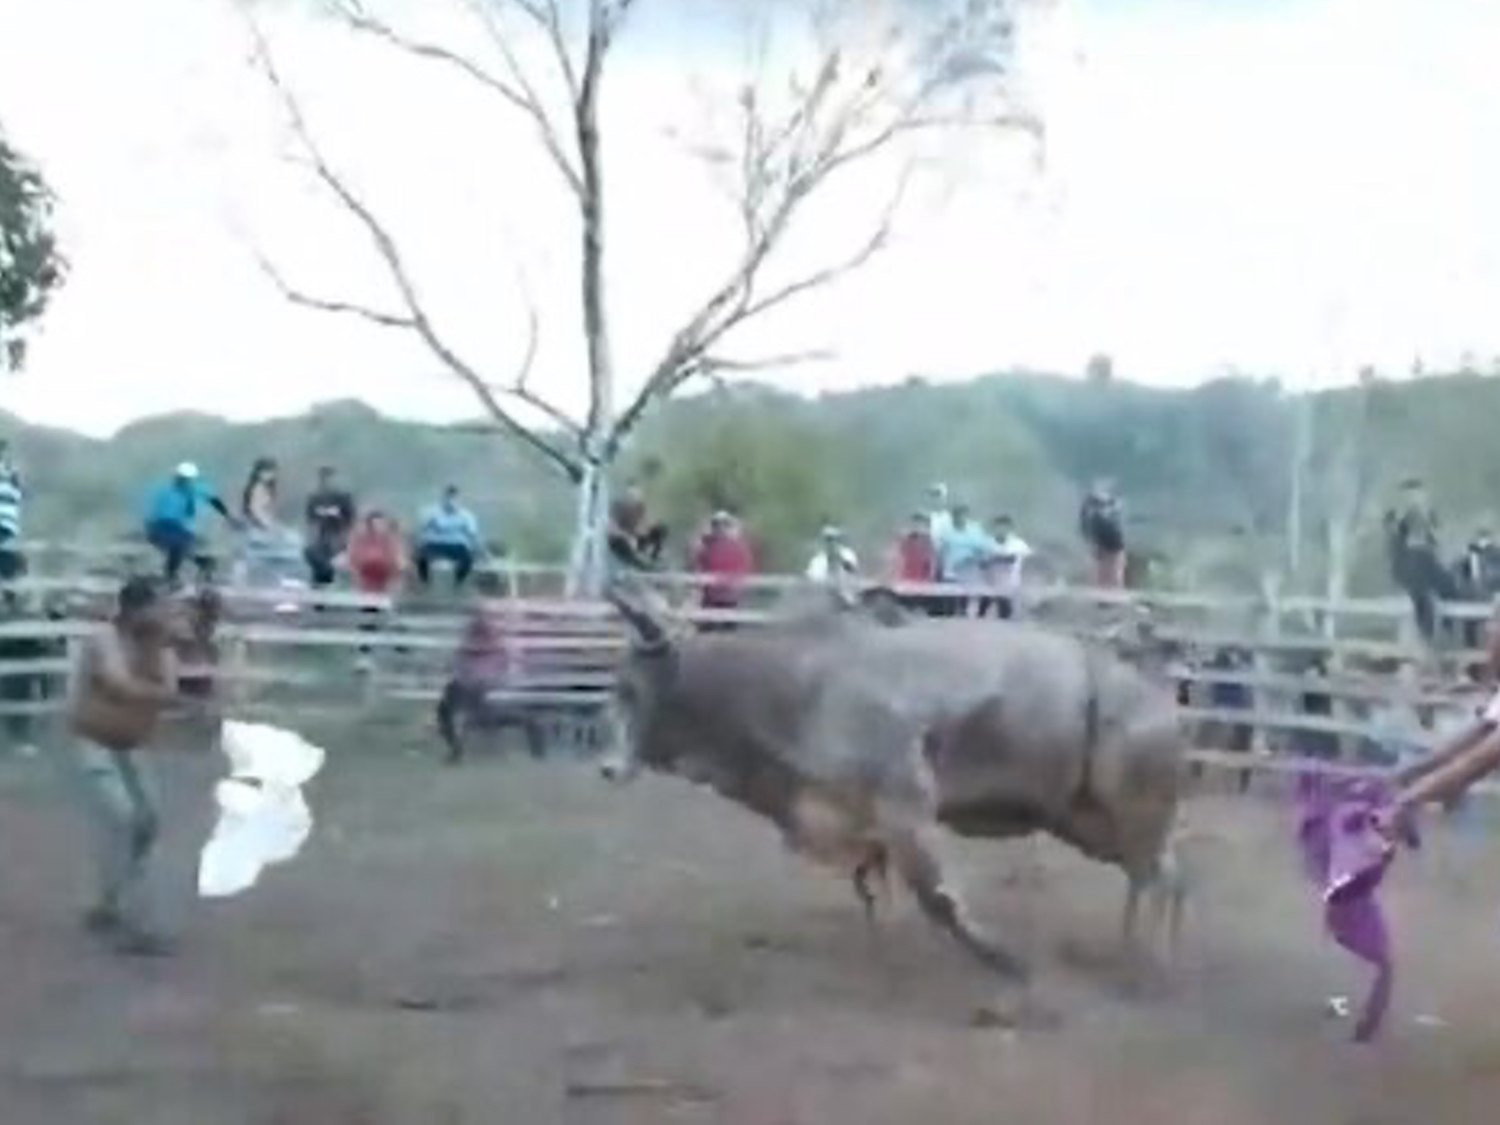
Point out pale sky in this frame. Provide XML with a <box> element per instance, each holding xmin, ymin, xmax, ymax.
<box><xmin>0</xmin><ymin>0</ymin><xmax>1496</xmax><ymax>436</ymax></box>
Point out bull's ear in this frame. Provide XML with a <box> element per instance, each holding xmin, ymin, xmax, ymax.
<box><xmin>605</xmin><ymin>579</ymin><xmax>672</xmax><ymax>654</ymax></box>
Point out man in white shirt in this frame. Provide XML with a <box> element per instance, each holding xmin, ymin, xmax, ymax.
<box><xmin>806</xmin><ymin>526</ymin><xmax>859</xmax><ymax>583</ymax></box>
<box><xmin>981</xmin><ymin>515</ymin><xmax>1032</xmax><ymax>619</ymax></box>
<box><xmin>926</xmin><ymin>483</ymin><xmax>955</xmax><ymax>554</ymax></box>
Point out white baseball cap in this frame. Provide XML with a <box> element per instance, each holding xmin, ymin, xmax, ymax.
<box><xmin>175</xmin><ymin>461</ymin><xmax>200</xmax><ymax>480</ymax></box>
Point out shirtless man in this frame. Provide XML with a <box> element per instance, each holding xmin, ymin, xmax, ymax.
<box><xmin>66</xmin><ymin>576</ymin><xmax>204</xmax><ymax>956</ymax></box>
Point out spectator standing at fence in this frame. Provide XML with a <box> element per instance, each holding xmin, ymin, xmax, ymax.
<box><xmin>979</xmin><ymin>515</ymin><xmax>1032</xmax><ymax>620</ymax></box>
<box><xmin>64</xmin><ymin>576</ymin><xmax>206</xmax><ymax>957</ymax></box>
<box><xmin>607</xmin><ymin>481</ymin><xmax>668</xmax><ymax>571</ymax></box>
<box><xmin>806</xmin><ymin>525</ymin><xmax>859</xmax><ymax>584</ymax></box>
<box><xmin>1079</xmin><ymin>478</ymin><xmax>1126</xmax><ymax>588</ymax></box>
<box><xmin>143</xmin><ymin>463</ymin><xmax>235</xmax><ymax>586</ymax></box>
<box><xmin>1452</xmin><ymin>529</ymin><xmax>1500</xmax><ymax>649</ymax></box>
<box><xmin>1384</xmin><ymin>478</ymin><xmax>1456</xmax><ymax>645</ymax></box>
<box><xmin>415</xmin><ymin>485</ymin><xmax>482</xmax><ymax>590</ymax></box>
<box><xmin>303</xmin><ymin>466</ymin><xmax>357</xmax><ymax>588</ymax></box>
<box><xmin>935</xmin><ymin>502</ymin><xmax>999</xmax><ymax>616</ymax></box>
<box><xmin>1206</xmin><ymin>646</ymin><xmax>1254</xmax><ymax>793</ymax></box>
<box><xmin>0</xmin><ymin>442</ymin><xmax>23</xmax><ymax>581</ymax></box>
<box><xmin>926</xmin><ymin>483</ymin><xmax>955</xmax><ymax>567</ymax></box>
<box><xmin>693</xmin><ymin>511</ymin><xmax>754</xmax><ymax>623</ymax></box>
<box><xmin>887</xmin><ymin>512</ymin><xmax>939</xmax><ymax>613</ymax></box>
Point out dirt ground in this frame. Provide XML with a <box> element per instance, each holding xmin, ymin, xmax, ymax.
<box><xmin>4</xmin><ymin>729</ymin><xmax>1500</xmax><ymax>1125</ymax></box>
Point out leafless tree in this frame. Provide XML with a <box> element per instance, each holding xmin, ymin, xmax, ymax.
<box><xmin>244</xmin><ymin>0</ymin><xmax>1040</xmax><ymax>592</ymax></box>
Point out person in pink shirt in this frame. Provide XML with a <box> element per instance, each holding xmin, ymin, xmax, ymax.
<box><xmin>436</xmin><ymin>570</ymin><xmax>545</xmax><ymax>764</ymax></box>
<box><xmin>693</xmin><ymin>511</ymin><xmax>755</xmax><ymax>627</ymax></box>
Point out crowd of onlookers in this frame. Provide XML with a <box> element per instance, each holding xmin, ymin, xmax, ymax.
<box><xmin>0</xmin><ymin>429</ymin><xmax>1140</xmax><ymax>610</ymax></box>
<box><xmin>140</xmin><ymin>459</ymin><xmax>492</xmax><ymax>598</ymax></box>
<box><xmin>610</xmin><ymin>476</ymin><xmax>1130</xmax><ymax>617</ymax></box>
<box><xmin>0</xmin><ymin>440</ymin><xmax>494</xmax><ymax>599</ymax></box>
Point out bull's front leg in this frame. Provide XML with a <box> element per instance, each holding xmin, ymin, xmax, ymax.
<box><xmin>851</xmin><ymin>843</ymin><xmax>891</xmax><ymax>931</ymax></box>
<box><xmin>888</xmin><ymin>826</ymin><xmax>1028</xmax><ymax>980</ymax></box>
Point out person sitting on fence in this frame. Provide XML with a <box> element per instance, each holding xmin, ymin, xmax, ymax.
<box><xmin>237</xmin><ymin>457</ymin><xmax>304</xmax><ymax>589</ymax></box>
<box><xmin>0</xmin><ymin>443</ymin><xmax>25</xmax><ymax>582</ymax></box>
<box><xmin>435</xmin><ymin>570</ymin><xmax>545</xmax><ymax>764</ymax></box>
<box><xmin>693</xmin><ymin>511</ymin><xmax>754</xmax><ymax>626</ymax></box>
<box><xmin>65</xmin><ymin>576</ymin><xmax>210</xmax><ymax>957</ymax></box>
<box><xmin>143</xmin><ymin>463</ymin><xmax>236</xmax><ymax>586</ymax></box>
<box><xmin>303</xmin><ymin>465</ymin><xmax>356</xmax><ymax>589</ymax></box>
<box><xmin>346</xmin><ymin>511</ymin><xmax>406</xmax><ymax>661</ymax></box>
<box><xmin>415</xmin><ymin>485</ymin><xmax>482</xmax><ymax>590</ymax></box>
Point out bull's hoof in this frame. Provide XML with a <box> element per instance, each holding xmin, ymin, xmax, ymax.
<box><xmin>970</xmin><ymin>990</ymin><xmax>1060</xmax><ymax>1032</ymax></box>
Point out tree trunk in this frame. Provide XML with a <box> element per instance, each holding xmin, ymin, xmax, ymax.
<box><xmin>567</xmin><ymin>2</ymin><xmax>615</xmax><ymax>600</ymax></box>
<box><xmin>566</xmin><ymin>457</ymin><xmax>611</xmax><ymax>598</ymax></box>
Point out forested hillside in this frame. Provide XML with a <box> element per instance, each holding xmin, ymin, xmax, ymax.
<box><xmin>4</xmin><ymin>369</ymin><xmax>1495</xmax><ymax>592</ymax></box>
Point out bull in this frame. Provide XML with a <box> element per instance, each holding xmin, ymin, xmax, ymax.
<box><xmin>600</xmin><ymin>584</ymin><xmax>1186</xmax><ymax>979</ymax></box>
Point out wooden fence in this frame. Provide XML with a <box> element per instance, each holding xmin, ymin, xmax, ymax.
<box><xmin>3</xmin><ymin>543</ymin><xmax>1495</xmax><ymax>790</ymax></box>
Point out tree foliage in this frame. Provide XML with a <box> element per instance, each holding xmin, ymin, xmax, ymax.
<box><xmin>0</xmin><ymin>128</ymin><xmax>67</xmax><ymax>371</ymax></box>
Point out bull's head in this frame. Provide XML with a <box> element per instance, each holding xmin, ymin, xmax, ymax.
<box><xmin>599</xmin><ymin>578</ymin><xmax>678</xmax><ymax>784</ymax></box>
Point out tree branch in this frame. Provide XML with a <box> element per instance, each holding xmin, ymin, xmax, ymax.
<box><xmin>331</xmin><ymin>0</ymin><xmax>585</xmax><ymax>197</ymax></box>
<box><xmin>244</xmin><ymin>12</ymin><xmax>582</xmax><ymax>481</ymax></box>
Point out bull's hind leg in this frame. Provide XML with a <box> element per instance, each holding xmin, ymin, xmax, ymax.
<box><xmin>889</xmin><ymin>828</ymin><xmax>1028</xmax><ymax>979</ymax></box>
<box><xmin>851</xmin><ymin>843</ymin><xmax>891</xmax><ymax>930</ymax></box>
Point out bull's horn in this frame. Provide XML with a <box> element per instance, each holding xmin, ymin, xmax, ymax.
<box><xmin>605</xmin><ymin>580</ymin><xmax>671</xmax><ymax>652</ymax></box>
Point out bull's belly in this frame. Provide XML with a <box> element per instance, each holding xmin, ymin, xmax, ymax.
<box><xmin>785</xmin><ymin>791</ymin><xmax>879</xmax><ymax>870</ymax></box>
<box><xmin>939</xmin><ymin>799</ymin><xmax>1044</xmax><ymax>840</ymax></box>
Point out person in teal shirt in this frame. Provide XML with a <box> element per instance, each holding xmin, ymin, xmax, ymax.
<box><xmin>935</xmin><ymin>502</ymin><xmax>1000</xmax><ymax>616</ymax></box>
<box><xmin>143</xmin><ymin>463</ymin><xmax>235</xmax><ymax>584</ymax></box>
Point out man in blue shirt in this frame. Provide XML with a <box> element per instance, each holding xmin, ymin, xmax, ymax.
<box><xmin>935</xmin><ymin>502</ymin><xmax>1000</xmax><ymax>617</ymax></box>
<box><xmin>143</xmin><ymin>463</ymin><xmax>235</xmax><ymax>585</ymax></box>
<box><xmin>416</xmin><ymin>484</ymin><xmax>483</xmax><ymax>590</ymax></box>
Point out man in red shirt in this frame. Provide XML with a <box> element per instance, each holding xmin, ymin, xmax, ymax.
<box><xmin>693</xmin><ymin>511</ymin><xmax>754</xmax><ymax>629</ymax></box>
<box><xmin>889</xmin><ymin>512</ymin><xmax>939</xmax><ymax>614</ymax></box>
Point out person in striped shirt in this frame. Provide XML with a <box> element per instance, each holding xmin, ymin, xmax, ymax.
<box><xmin>0</xmin><ymin>442</ymin><xmax>23</xmax><ymax>581</ymax></box>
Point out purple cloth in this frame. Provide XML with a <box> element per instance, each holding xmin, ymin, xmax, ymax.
<box><xmin>1295</xmin><ymin>772</ymin><xmax>1408</xmax><ymax>1042</ymax></box>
